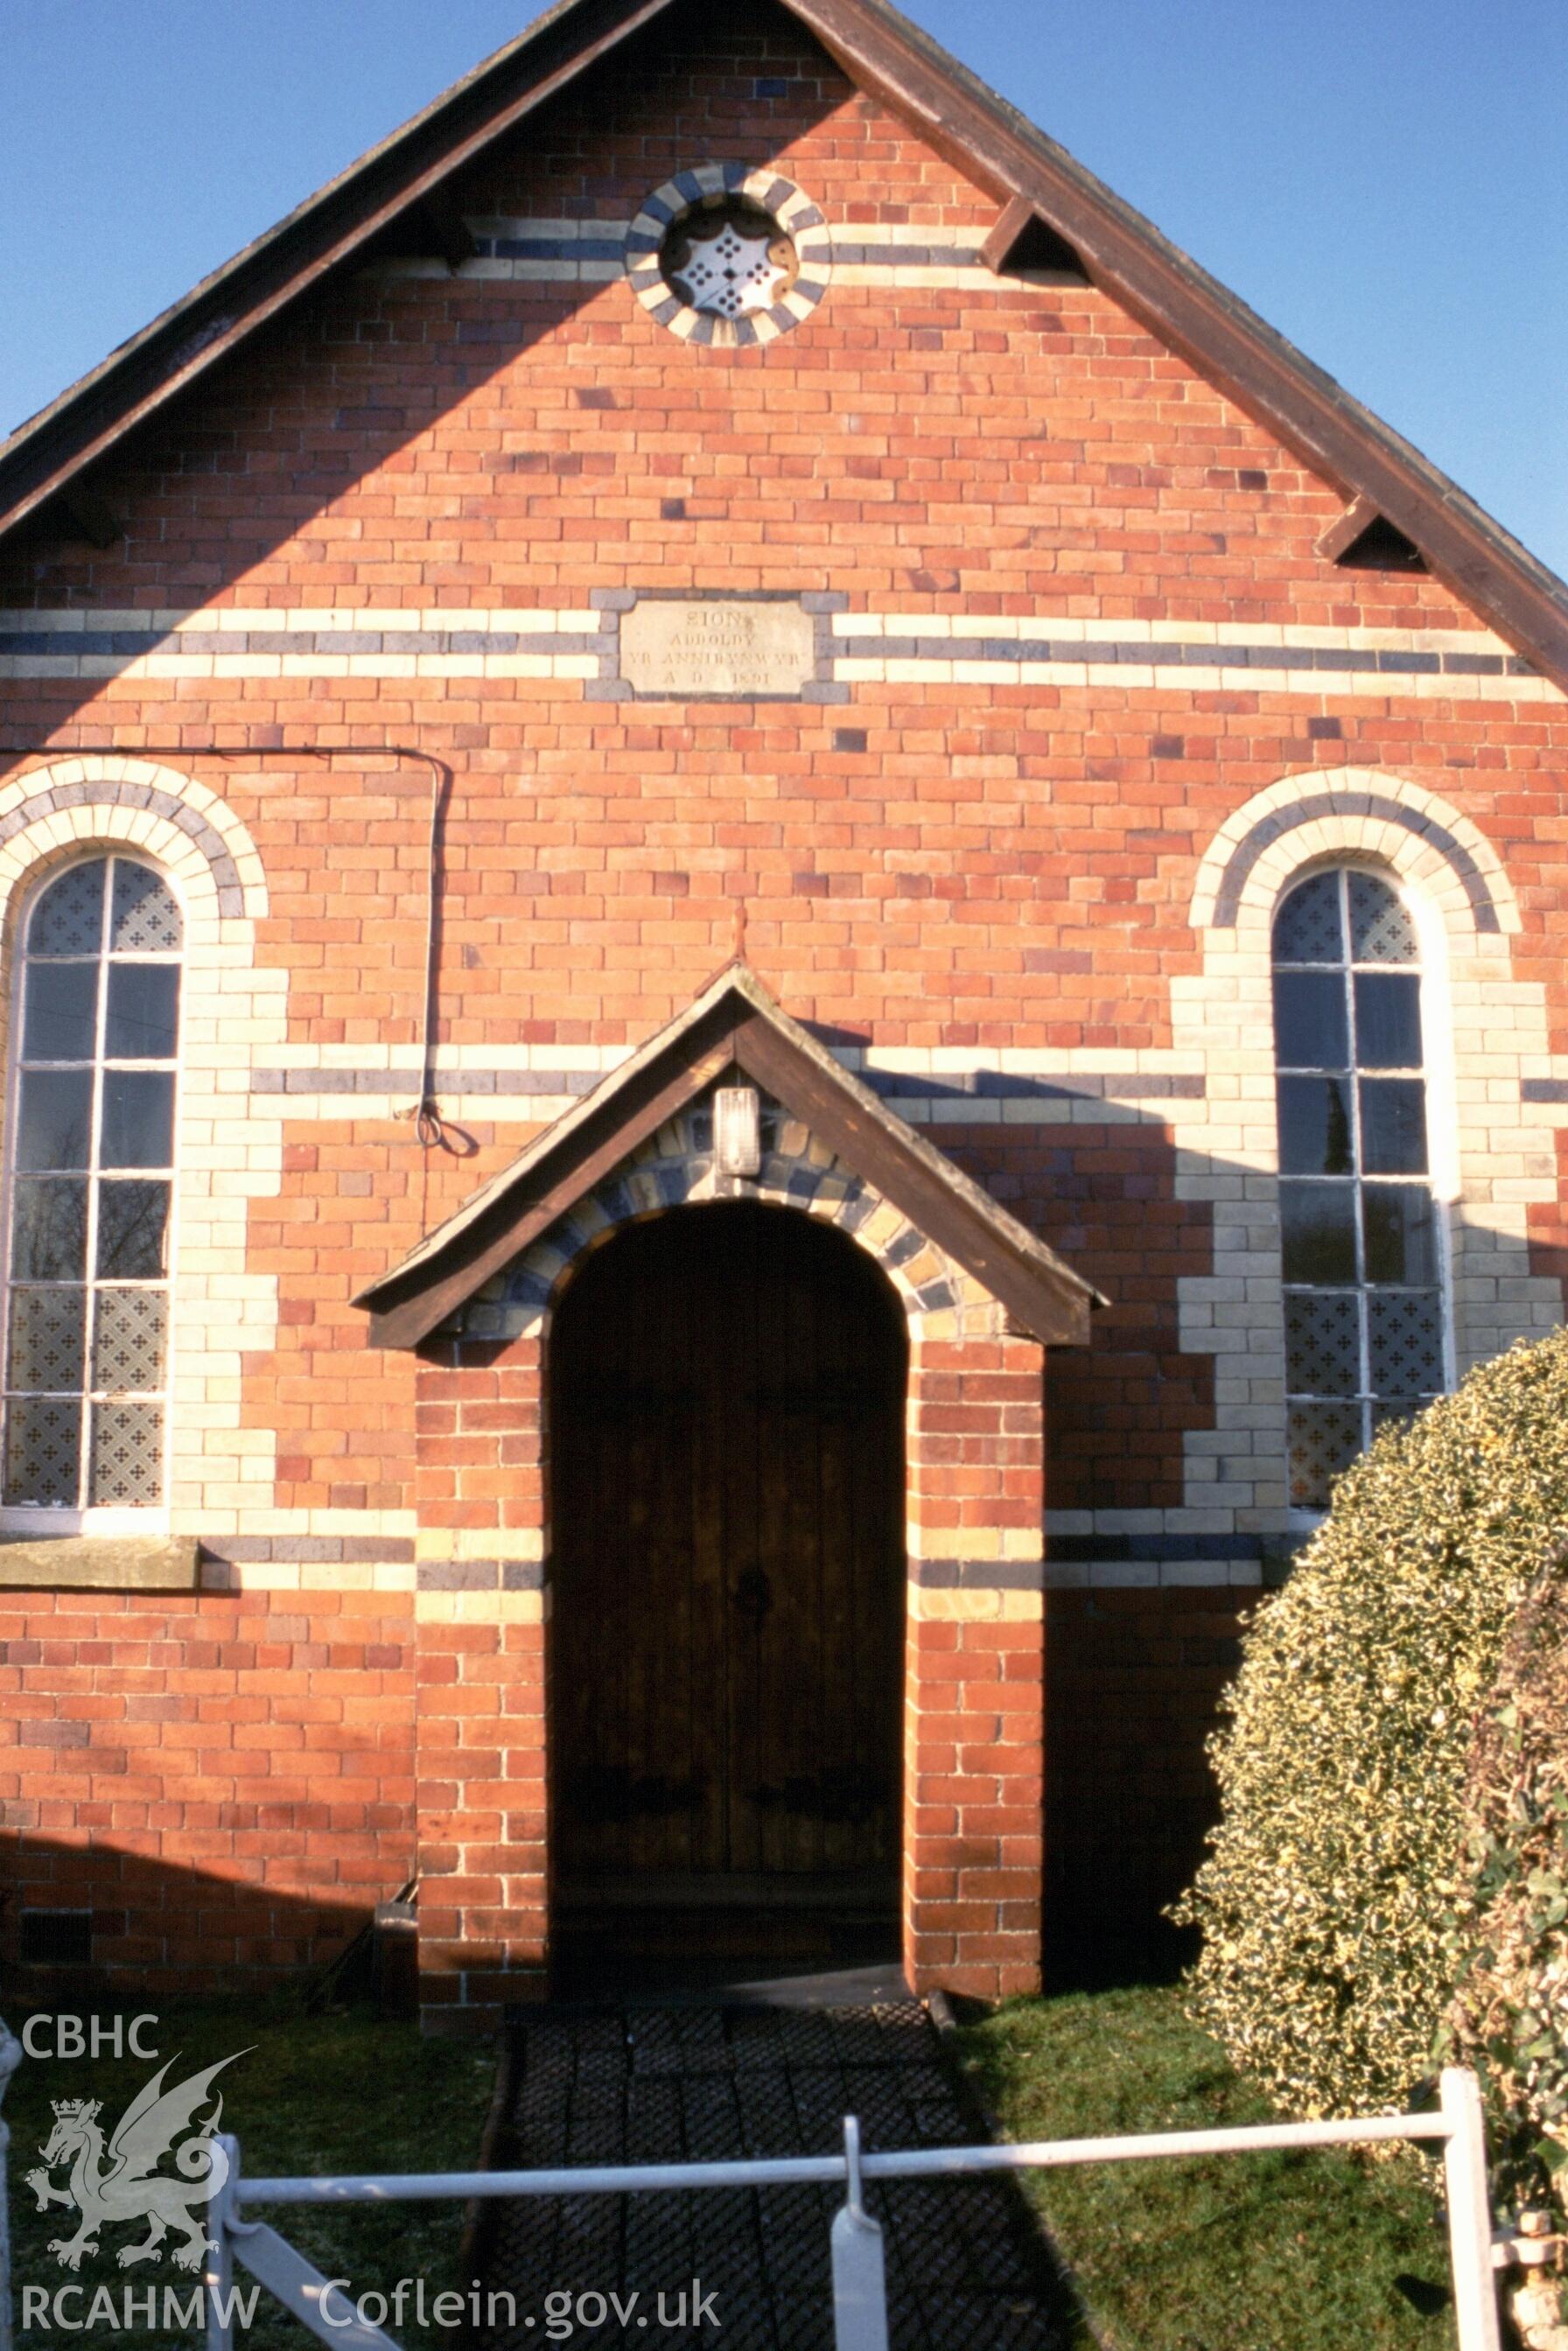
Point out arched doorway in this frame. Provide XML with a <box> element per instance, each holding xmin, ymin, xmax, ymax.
<box><xmin>550</xmin><ymin>1201</ymin><xmax>907</xmax><ymax>1984</ymax></box>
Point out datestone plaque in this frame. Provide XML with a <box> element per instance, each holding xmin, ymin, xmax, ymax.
<box><xmin>620</xmin><ymin>597</ymin><xmax>817</xmax><ymax>698</ymax></box>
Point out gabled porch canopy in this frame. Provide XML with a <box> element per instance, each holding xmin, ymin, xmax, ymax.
<box><xmin>354</xmin><ymin>963</ymin><xmax>1101</xmax><ymax>1350</ymax></box>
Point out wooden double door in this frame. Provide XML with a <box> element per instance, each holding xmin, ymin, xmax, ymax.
<box><xmin>551</xmin><ymin>1202</ymin><xmax>906</xmax><ymax>1963</ymax></box>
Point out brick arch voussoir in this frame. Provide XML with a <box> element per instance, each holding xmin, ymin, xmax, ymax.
<box><xmin>0</xmin><ymin>758</ymin><xmax>267</xmax><ymax>928</ymax></box>
<box><xmin>450</xmin><ymin>1105</ymin><xmax>1004</xmax><ymax>1348</ymax></box>
<box><xmin>1190</xmin><ymin>768</ymin><xmax>1516</xmax><ymax>941</ymax></box>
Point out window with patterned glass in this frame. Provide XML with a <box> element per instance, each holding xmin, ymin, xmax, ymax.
<box><xmin>1272</xmin><ymin>867</ymin><xmax>1447</xmax><ymax>1510</ymax></box>
<box><xmin>2</xmin><ymin>857</ymin><xmax>181</xmax><ymax>1511</ymax></box>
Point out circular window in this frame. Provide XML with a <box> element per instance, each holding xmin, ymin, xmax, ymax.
<box><xmin>664</xmin><ymin>199</ymin><xmax>800</xmax><ymax>318</ymax></box>
<box><xmin>625</xmin><ymin>165</ymin><xmax>831</xmax><ymax>347</ymax></box>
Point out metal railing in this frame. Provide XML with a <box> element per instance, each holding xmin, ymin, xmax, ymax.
<box><xmin>193</xmin><ymin>2063</ymin><xmax>1505</xmax><ymax>2351</ymax></box>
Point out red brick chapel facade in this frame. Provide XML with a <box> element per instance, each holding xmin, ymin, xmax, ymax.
<box><xmin>2</xmin><ymin>0</ymin><xmax>1565</xmax><ymax>2026</ymax></box>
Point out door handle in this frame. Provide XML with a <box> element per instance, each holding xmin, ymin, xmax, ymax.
<box><xmin>731</xmin><ymin>1566</ymin><xmax>773</xmax><ymax>1623</ymax></box>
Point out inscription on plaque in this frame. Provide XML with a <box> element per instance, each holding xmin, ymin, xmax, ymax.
<box><xmin>620</xmin><ymin>597</ymin><xmax>816</xmax><ymax>698</ymax></box>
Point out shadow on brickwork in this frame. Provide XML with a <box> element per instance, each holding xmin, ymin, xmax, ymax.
<box><xmin>0</xmin><ymin>0</ymin><xmax>847</xmax><ymax>683</ymax></box>
<box><xmin>0</xmin><ymin>1832</ymin><xmax>382</xmax><ymax>2008</ymax></box>
<box><xmin>1041</xmin><ymin>1590</ymin><xmax>1240</xmax><ymax>1992</ymax></box>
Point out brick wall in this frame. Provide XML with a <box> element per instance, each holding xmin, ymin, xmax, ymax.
<box><xmin>0</xmin><ymin>1592</ymin><xmax>416</xmax><ymax>1993</ymax></box>
<box><xmin>1044</xmin><ymin>1591</ymin><xmax>1247</xmax><ymax>1988</ymax></box>
<box><xmin>0</xmin><ymin>0</ymin><xmax>1563</xmax><ymax>2000</ymax></box>
<box><xmin>906</xmin><ymin>1606</ymin><xmax>1045</xmax><ymax>2000</ymax></box>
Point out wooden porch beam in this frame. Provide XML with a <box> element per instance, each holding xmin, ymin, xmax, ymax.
<box><xmin>730</xmin><ymin>1017</ymin><xmax>1091</xmax><ymax>1346</ymax></box>
<box><xmin>368</xmin><ymin>1036</ymin><xmax>738</xmax><ymax>1349</ymax></box>
<box><xmin>980</xmin><ymin>193</ymin><xmax>1088</xmax><ymax>281</ymax></box>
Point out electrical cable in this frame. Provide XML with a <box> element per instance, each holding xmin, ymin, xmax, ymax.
<box><xmin>2</xmin><ymin>735</ymin><xmax>457</xmax><ymax>1148</ymax></box>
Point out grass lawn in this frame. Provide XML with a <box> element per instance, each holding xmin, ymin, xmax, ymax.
<box><xmin>956</xmin><ymin>1984</ymin><xmax>1460</xmax><ymax>2351</ymax></box>
<box><xmin>5</xmin><ymin>1993</ymin><xmax>496</xmax><ymax>2348</ymax></box>
<box><xmin>4</xmin><ymin>1980</ymin><xmax>1468</xmax><ymax>2348</ymax></box>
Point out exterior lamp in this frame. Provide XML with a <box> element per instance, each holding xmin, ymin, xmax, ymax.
<box><xmin>713</xmin><ymin>1085</ymin><xmax>762</xmax><ymax>1177</ymax></box>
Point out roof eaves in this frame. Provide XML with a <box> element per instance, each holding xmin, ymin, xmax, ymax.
<box><xmin>4</xmin><ymin>0</ymin><xmax>1561</xmax><ymax>684</ymax></box>
<box><xmin>0</xmin><ymin>0</ymin><xmax>671</xmax><ymax>536</ymax></box>
<box><xmin>790</xmin><ymin>0</ymin><xmax>1568</xmax><ymax>684</ymax></box>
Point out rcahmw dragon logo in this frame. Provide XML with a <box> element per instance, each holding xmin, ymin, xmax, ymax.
<box><xmin>25</xmin><ymin>2050</ymin><xmax>248</xmax><ymax>2271</ymax></box>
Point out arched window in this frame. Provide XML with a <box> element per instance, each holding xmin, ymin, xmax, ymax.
<box><xmin>3</xmin><ymin>857</ymin><xmax>181</xmax><ymax>1513</ymax></box>
<box><xmin>1272</xmin><ymin>867</ymin><xmax>1446</xmax><ymax>1509</ymax></box>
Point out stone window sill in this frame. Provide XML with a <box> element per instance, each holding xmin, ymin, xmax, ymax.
<box><xmin>0</xmin><ymin>1534</ymin><xmax>200</xmax><ymax>1590</ymax></box>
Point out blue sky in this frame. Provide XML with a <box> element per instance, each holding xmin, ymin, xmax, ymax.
<box><xmin>1</xmin><ymin>0</ymin><xmax>1564</xmax><ymax>577</ymax></box>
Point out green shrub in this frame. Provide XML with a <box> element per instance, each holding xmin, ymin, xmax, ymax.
<box><xmin>1173</xmin><ymin>1326</ymin><xmax>1568</xmax><ymax>2120</ymax></box>
<box><xmin>1445</xmin><ymin>1571</ymin><xmax>1568</xmax><ymax>2213</ymax></box>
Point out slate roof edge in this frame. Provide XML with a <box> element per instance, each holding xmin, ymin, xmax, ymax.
<box><xmin>788</xmin><ymin>0</ymin><xmax>1568</xmax><ymax>684</ymax></box>
<box><xmin>2</xmin><ymin>0</ymin><xmax>1560</xmax><ymax>687</ymax></box>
